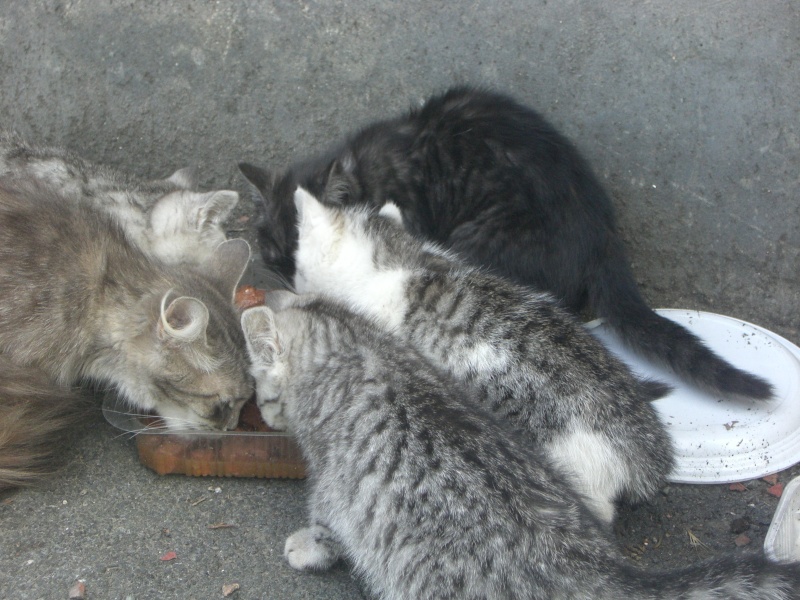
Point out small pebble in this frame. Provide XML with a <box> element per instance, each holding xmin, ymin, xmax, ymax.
<box><xmin>68</xmin><ymin>580</ymin><xmax>86</xmax><ymax>599</ymax></box>
<box><xmin>729</xmin><ymin>517</ymin><xmax>750</xmax><ymax>534</ymax></box>
<box><xmin>734</xmin><ymin>534</ymin><xmax>751</xmax><ymax>547</ymax></box>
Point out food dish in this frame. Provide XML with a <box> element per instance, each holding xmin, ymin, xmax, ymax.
<box><xmin>587</xmin><ymin>309</ymin><xmax>800</xmax><ymax>483</ymax></box>
<box><xmin>102</xmin><ymin>395</ymin><xmax>306</xmax><ymax>479</ymax></box>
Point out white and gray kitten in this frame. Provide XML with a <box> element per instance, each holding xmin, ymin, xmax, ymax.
<box><xmin>0</xmin><ymin>131</ymin><xmax>238</xmax><ymax>266</ymax></box>
<box><xmin>287</xmin><ymin>186</ymin><xmax>674</xmax><ymax>524</ymax></box>
<box><xmin>242</xmin><ymin>292</ymin><xmax>799</xmax><ymax>600</ymax></box>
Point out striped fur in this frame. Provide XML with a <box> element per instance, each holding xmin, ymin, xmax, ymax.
<box><xmin>242</xmin><ymin>295</ymin><xmax>800</xmax><ymax>600</ymax></box>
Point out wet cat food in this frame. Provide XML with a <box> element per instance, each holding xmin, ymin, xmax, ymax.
<box><xmin>133</xmin><ymin>399</ymin><xmax>305</xmax><ymax>479</ymax></box>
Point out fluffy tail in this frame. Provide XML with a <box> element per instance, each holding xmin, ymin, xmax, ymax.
<box><xmin>0</xmin><ymin>358</ymin><xmax>89</xmax><ymax>491</ymax></box>
<box><xmin>618</xmin><ymin>551</ymin><xmax>800</xmax><ymax>600</ymax></box>
<box><xmin>588</xmin><ymin>239</ymin><xmax>773</xmax><ymax>401</ymax></box>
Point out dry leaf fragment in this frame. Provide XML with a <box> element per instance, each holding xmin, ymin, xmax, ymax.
<box><xmin>208</xmin><ymin>523</ymin><xmax>237</xmax><ymax>530</ymax></box>
<box><xmin>159</xmin><ymin>551</ymin><xmax>178</xmax><ymax>561</ymax></box>
<box><xmin>734</xmin><ymin>534</ymin><xmax>751</xmax><ymax>547</ymax></box>
<box><xmin>729</xmin><ymin>482</ymin><xmax>747</xmax><ymax>492</ymax></box>
<box><xmin>768</xmin><ymin>483</ymin><xmax>784</xmax><ymax>498</ymax></box>
<box><xmin>762</xmin><ymin>474</ymin><xmax>779</xmax><ymax>485</ymax></box>
<box><xmin>222</xmin><ymin>583</ymin><xmax>240</xmax><ymax>596</ymax></box>
<box><xmin>687</xmin><ymin>529</ymin><xmax>709</xmax><ymax>550</ymax></box>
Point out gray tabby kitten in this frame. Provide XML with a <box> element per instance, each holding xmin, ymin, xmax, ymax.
<box><xmin>0</xmin><ymin>179</ymin><xmax>253</xmax><ymax>489</ymax></box>
<box><xmin>241</xmin><ymin>292</ymin><xmax>800</xmax><ymax>600</ymax></box>
<box><xmin>0</xmin><ymin>131</ymin><xmax>239</xmax><ymax>266</ymax></box>
<box><xmin>287</xmin><ymin>185</ymin><xmax>674</xmax><ymax>524</ymax></box>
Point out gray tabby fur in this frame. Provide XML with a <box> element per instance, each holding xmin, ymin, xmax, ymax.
<box><xmin>242</xmin><ymin>293</ymin><xmax>800</xmax><ymax>600</ymax></box>
<box><xmin>0</xmin><ymin>131</ymin><xmax>239</xmax><ymax>266</ymax></box>
<box><xmin>0</xmin><ymin>178</ymin><xmax>252</xmax><ymax>489</ymax></box>
<box><xmin>289</xmin><ymin>186</ymin><xmax>674</xmax><ymax>524</ymax></box>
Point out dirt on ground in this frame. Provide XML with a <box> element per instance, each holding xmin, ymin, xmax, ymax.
<box><xmin>614</xmin><ymin>464</ymin><xmax>798</xmax><ymax>571</ymax></box>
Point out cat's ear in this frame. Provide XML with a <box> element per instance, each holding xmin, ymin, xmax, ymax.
<box><xmin>239</xmin><ymin>162</ymin><xmax>275</xmax><ymax>205</ymax></box>
<box><xmin>322</xmin><ymin>154</ymin><xmax>356</xmax><ymax>206</ymax></box>
<box><xmin>194</xmin><ymin>190</ymin><xmax>239</xmax><ymax>230</ymax></box>
<box><xmin>166</xmin><ymin>167</ymin><xmax>197</xmax><ymax>190</ymax></box>
<box><xmin>158</xmin><ymin>294</ymin><xmax>209</xmax><ymax>344</ymax></box>
<box><xmin>294</xmin><ymin>186</ymin><xmax>329</xmax><ymax>226</ymax></box>
<box><xmin>202</xmin><ymin>238</ymin><xmax>251</xmax><ymax>300</ymax></box>
<box><xmin>241</xmin><ymin>306</ymin><xmax>281</xmax><ymax>365</ymax></box>
<box><xmin>378</xmin><ymin>202</ymin><xmax>404</xmax><ymax>225</ymax></box>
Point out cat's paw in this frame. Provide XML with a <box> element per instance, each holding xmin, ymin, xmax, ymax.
<box><xmin>259</xmin><ymin>400</ymin><xmax>289</xmax><ymax>430</ymax></box>
<box><xmin>284</xmin><ymin>526</ymin><xmax>340</xmax><ymax>571</ymax></box>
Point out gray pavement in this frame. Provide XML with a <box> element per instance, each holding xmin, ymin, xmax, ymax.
<box><xmin>0</xmin><ymin>1</ymin><xmax>798</xmax><ymax>599</ymax></box>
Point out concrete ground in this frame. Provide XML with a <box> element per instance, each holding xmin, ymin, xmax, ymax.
<box><xmin>0</xmin><ymin>1</ymin><xmax>798</xmax><ymax>598</ymax></box>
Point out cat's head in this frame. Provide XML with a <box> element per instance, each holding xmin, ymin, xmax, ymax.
<box><xmin>291</xmin><ymin>182</ymin><xmax>445</xmax><ymax>296</ymax></box>
<box><xmin>118</xmin><ymin>238</ymin><xmax>255</xmax><ymax>432</ymax></box>
<box><xmin>147</xmin><ymin>189</ymin><xmax>239</xmax><ymax>266</ymax></box>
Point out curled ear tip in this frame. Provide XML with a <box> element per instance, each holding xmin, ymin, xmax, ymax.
<box><xmin>241</xmin><ymin>304</ymin><xmax>273</xmax><ymax>330</ymax></box>
<box><xmin>219</xmin><ymin>237</ymin><xmax>251</xmax><ymax>253</ymax></box>
<box><xmin>211</xmin><ymin>189</ymin><xmax>239</xmax><ymax>198</ymax></box>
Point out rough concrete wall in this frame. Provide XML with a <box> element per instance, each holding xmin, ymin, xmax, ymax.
<box><xmin>0</xmin><ymin>0</ymin><xmax>797</xmax><ymax>341</ymax></box>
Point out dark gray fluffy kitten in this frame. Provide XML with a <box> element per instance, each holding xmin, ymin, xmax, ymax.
<box><xmin>287</xmin><ymin>186</ymin><xmax>673</xmax><ymax>524</ymax></box>
<box><xmin>240</xmin><ymin>86</ymin><xmax>772</xmax><ymax>402</ymax></box>
<box><xmin>242</xmin><ymin>292</ymin><xmax>800</xmax><ymax>600</ymax></box>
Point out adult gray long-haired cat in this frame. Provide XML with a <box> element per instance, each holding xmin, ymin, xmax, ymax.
<box><xmin>0</xmin><ymin>179</ymin><xmax>253</xmax><ymax>490</ymax></box>
<box><xmin>241</xmin><ymin>293</ymin><xmax>800</xmax><ymax>600</ymax></box>
<box><xmin>0</xmin><ymin>131</ymin><xmax>239</xmax><ymax>266</ymax></box>
<box><xmin>281</xmin><ymin>185</ymin><xmax>674</xmax><ymax>524</ymax></box>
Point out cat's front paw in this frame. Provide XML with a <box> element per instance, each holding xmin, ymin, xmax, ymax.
<box><xmin>258</xmin><ymin>400</ymin><xmax>289</xmax><ymax>430</ymax></box>
<box><xmin>284</xmin><ymin>526</ymin><xmax>340</xmax><ymax>571</ymax></box>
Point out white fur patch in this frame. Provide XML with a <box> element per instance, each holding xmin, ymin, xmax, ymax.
<box><xmin>455</xmin><ymin>342</ymin><xmax>510</xmax><ymax>379</ymax></box>
<box><xmin>546</xmin><ymin>427</ymin><xmax>628</xmax><ymax>524</ymax></box>
<box><xmin>284</xmin><ymin>526</ymin><xmax>339</xmax><ymax>571</ymax></box>
<box><xmin>377</xmin><ymin>201</ymin><xmax>403</xmax><ymax>225</ymax></box>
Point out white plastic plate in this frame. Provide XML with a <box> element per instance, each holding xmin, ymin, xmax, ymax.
<box><xmin>587</xmin><ymin>309</ymin><xmax>800</xmax><ymax>484</ymax></box>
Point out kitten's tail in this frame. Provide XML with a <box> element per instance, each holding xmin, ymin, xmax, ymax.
<box><xmin>0</xmin><ymin>358</ymin><xmax>89</xmax><ymax>491</ymax></box>
<box><xmin>587</xmin><ymin>238</ymin><xmax>773</xmax><ymax>401</ymax></box>
<box><xmin>619</xmin><ymin>551</ymin><xmax>800</xmax><ymax>600</ymax></box>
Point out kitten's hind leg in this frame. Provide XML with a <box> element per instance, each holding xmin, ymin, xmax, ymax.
<box><xmin>284</xmin><ymin>524</ymin><xmax>342</xmax><ymax>571</ymax></box>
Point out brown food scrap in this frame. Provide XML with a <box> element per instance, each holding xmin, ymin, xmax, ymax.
<box><xmin>236</xmin><ymin>399</ymin><xmax>276</xmax><ymax>432</ymax></box>
<box><xmin>235</xmin><ymin>285</ymin><xmax>267</xmax><ymax>310</ymax></box>
<box><xmin>159</xmin><ymin>551</ymin><xmax>178</xmax><ymax>561</ymax></box>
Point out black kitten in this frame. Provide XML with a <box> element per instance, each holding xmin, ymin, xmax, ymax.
<box><xmin>240</xmin><ymin>86</ymin><xmax>772</xmax><ymax>402</ymax></box>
